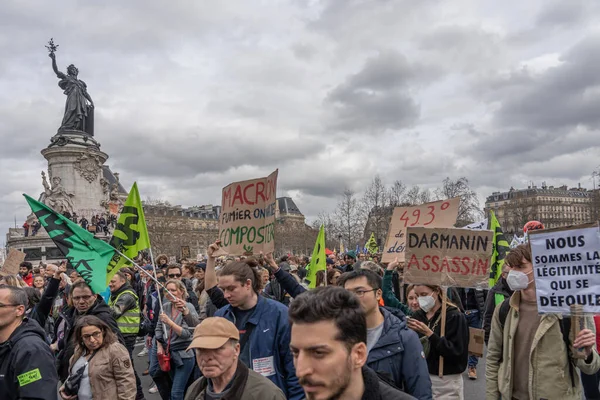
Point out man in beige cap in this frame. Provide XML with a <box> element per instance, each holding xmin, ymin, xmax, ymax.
<box><xmin>184</xmin><ymin>317</ymin><xmax>285</xmax><ymax>400</ymax></box>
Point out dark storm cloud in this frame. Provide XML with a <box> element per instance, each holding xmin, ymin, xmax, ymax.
<box><xmin>494</xmin><ymin>35</ymin><xmax>600</xmax><ymax>131</ymax></box>
<box><xmin>325</xmin><ymin>51</ymin><xmax>421</xmax><ymax>132</ymax></box>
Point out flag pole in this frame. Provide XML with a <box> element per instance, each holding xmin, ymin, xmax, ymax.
<box><xmin>148</xmin><ymin>247</ymin><xmax>166</xmax><ymax>311</ymax></box>
<box><xmin>111</xmin><ymin>246</ymin><xmax>177</xmax><ymax>302</ymax></box>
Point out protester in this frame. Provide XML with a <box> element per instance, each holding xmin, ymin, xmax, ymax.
<box><xmin>338</xmin><ymin>269</ymin><xmax>432</xmax><ymax>399</ymax></box>
<box><xmin>108</xmin><ymin>271</ymin><xmax>145</xmax><ymax>399</ymax></box>
<box><xmin>155</xmin><ymin>279</ymin><xmax>200</xmax><ymax>400</ymax></box>
<box><xmin>55</xmin><ymin>280</ymin><xmax>124</xmax><ymax>382</ymax></box>
<box><xmin>166</xmin><ymin>264</ymin><xmax>200</xmax><ymax>313</ymax></box>
<box><xmin>204</xmin><ymin>241</ymin><xmax>303</xmax><ymax>400</ymax></box>
<box><xmin>0</xmin><ymin>274</ymin><xmax>28</xmax><ymax>288</ymax></box>
<box><xmin>182</xmin><ymin>263</ymin><xmax>197</xmax><ymax>288</ymax></box>
<box><xmin>33</xmin><ymin>274</ymin><xmax>45</xmax><ymax>294</ymax></box>
<box><xmin>31</xmin><ymin>220</ymin><xmax>41</xmax><ymax>236</ymax></box>
<box><xmin>456</xmin><ymin>287</ymin><xmax>486</xmax><ymax>379</ymax></box>
<box><xmin>327</xmin><ymin>268</ymin><xmax>341</xmax><ymax>286</ymax></box>
<box><xmin>59</xmin><ymin>315</ymin><xmax>136</xmax><ymax>400</ymax></box>
<box><xmin>289</xmin><ymin>286</ymin><xmax>415</xmax><ymax>399</ymax></box>
<box><xmin>0</xmin><ymin>285</ymin><xmax>59</xmax><ymax>400</ymax></box>
<box><xmin>482</xmin><ymin>263</ymin><xmax>513</xmax><ymax>345</ymax></box>
<box><xmin>19</xmin><ymin>261</ymin><xmax>34</xmax><ymax>286</ymax></box>
<box><xmin>381</xmin><ymin>258</ymin><xmax>413</xmax><ymax>316</ymax></box>
<box><xmin>184</xmin><ymin>317</ymin><xmax>286</xmax><ymax>400</ymax></box>
<box><xmin>408</xmin><ymin>284</ymin><xmax>469</xmax><ymax>399</ymax></box>
<box><xmin>341</xmin><ymin>251</ymin><xmax>357</xmax><ymax>272</ymax></box>
<box><xmin>486</xmin><ymin>244</ymin><xmax>600</xmax><ymax>400</ymax></box>
<box><xmin>23</xmin><ymin>220</ymin><xmax>30</xmax><ymax>237</ymax></box>
<box><xmin>405</xmin><ymin>285</ymin><xmax>420</xmax><ymax>313</ymax></box>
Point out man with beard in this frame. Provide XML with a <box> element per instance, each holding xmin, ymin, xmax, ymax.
<box><xmin>19</xmin><ymin>262</ymin><xmax>34</xmax><ymax>287</ymax></box>
<box><xmin>288</xmin><ymin>286</ymin><xmax>415</xmax><ymax>400</ymax></box>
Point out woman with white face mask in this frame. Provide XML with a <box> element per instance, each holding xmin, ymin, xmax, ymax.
<box><xmin>407</xmin><ymin>284</ymin><xmax>470</xmax><ymax>399</ymax></box>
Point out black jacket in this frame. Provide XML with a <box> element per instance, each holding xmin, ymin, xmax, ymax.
<box><xmin>412</xmin><ymin>306</ymin><xmax>469</xmax><ymax>376</ymax></box>
<box><xmin>361</xmin><ymin>366</ymin><xmax>416</xmax><ymax>400</ymax></box>
<box><xmin>0</xmin><ymin>318</ymin><xmax>59</xmax><ymax>400</ymax></box>
<box><xmin>456</xmin><ymin>288</ymin><xmax>486</xmax><ymax>314</ymax></box>
<box><xmin>56</xmin><ymin>297</ymin><xmax>124</xmax><ymax>381</ymax></box>
<box><xmin>109</xmin><ymin>283</ymin><xmax>138</xmax><ymax>320</ymax></box>
<box><xmin>483</xmin><ymin>277</ymin><xmax>513</xmax><ymax>344</ymax></box>
<box><xmin>29</xmin><ymin>276</ymin><xmax>60</xmax><ymax>330</ymax></box>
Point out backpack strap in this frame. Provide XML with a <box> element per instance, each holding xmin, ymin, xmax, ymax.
<box><xmin>498</xmin><ymin>298</ymin><xmax>511</xmax><ymax>330</ymax></box>
<box><xmin>560</xmin><ymin>317</ymin><xmax>575</xmax><ymax>388</ymax></box>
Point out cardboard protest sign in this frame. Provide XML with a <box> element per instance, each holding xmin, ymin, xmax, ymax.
<box><xmin>404</xmin><ymin>227</ymin><xmax>493</xmax><ymax>288</ymax></box>
<box><xmin>0</xmin><ymin>248</ymin><xmax>26</xmax><ymax>276</ymax></box>
<box><xmin>218</xmin><ymin>170</ymin><xmax>278</xmax><ymax>256</ymax></box>
<box><xmin>382</xmin><ymin>198</ymin><xmax>460</xmax><ymax>263</ymax></box>
<box><xmin>529</xmin><ymin>223</ymin><xmax>600</xmax><ymax>314</ymax></box>
<box><xmin>181</xmin><ymin>246</ymin><xmax>191</xmax><ymax>260</ymax></box>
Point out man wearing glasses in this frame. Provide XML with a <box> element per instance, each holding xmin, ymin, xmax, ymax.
<box><xmin>338</xmin><ymin>270</ymin><xmax>432</xmax><ymax>400</ymax></box>
<box><xmin>54</xmin><ymin>280</ymin><xmax>125</xmax><ymax>384</ymax></box>
<box><xmin>0</xmin><ymin>285</ymin><xmax>58</xmax><ymax>400</ymax></box>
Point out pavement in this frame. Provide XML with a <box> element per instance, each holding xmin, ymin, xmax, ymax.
<box><xmin>132</xmin><ymin>340</ymin><xmax>487</xmax><ymax>399</ymax></box>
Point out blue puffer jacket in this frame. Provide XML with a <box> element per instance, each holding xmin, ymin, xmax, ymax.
<box><xmin>367</xmin><ymin>307</ymin><xmax>432</xmax><ymax>400</ymax></box>
<box><xmin>214</xmin><ymin>295</ymin><xmax>303</xmax><ymax>400</ymax></box>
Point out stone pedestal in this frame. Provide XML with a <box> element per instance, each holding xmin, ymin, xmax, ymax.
<box><xmin>41</xmin><ymin>131</ymin><xmax>109</xmax><ymax>219</ymax></box>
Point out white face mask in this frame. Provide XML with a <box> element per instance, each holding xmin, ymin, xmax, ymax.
<box><xmin>418</xmin><ymin>294</ymin><xmax>436</xmax><ymax>312</ymax></box>
<box><xmin>506</xmin><ymin>269</ymin><xmax>533</xmax><ymax>291</ymax></box>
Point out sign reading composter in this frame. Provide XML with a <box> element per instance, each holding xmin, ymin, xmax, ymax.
<box><xmin>218</xmin><ymin>170</ymin><xmax>278</xmax><ymax>256</ymax></box>
<box><xmin>529</xmin><ymin>223</ymin><xmax>600</xmax><ymax>314</ymax></box>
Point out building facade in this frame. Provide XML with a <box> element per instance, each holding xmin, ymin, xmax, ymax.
<box><xmin>484</xmin><ymin>183</ymin><xmax>593</xmax><ymax>235</ymax></box>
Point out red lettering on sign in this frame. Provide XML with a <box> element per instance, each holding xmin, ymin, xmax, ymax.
<box><xmin>223</xmin><ymin>187</ymin><xmax>232</xmax><ymax>208</ymax></box>
<box><xmin>243</xmin><ymin>183</ymin><xmax>255</xmax><ymax>205</ymax></box>
<box><xmin>232</xmin><ymin>185</ymin><xmax>244</xmax><ymax>206</ymax></box>
<box><xmin>256</xmin><ymin>182</ymin><xmax>265</xmax><ymax>203</ymax></box>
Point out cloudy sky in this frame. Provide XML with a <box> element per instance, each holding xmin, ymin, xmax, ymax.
<box><xmin>2</xmin><ymin>0</ymin><xmax>600</xmax><ymax>242</ymax></box>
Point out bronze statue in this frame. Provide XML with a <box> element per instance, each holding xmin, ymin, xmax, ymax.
<box><xmin>47</xmin><ymin>38</ymin><xmax>94</xmax><ymax>135</ymax></box>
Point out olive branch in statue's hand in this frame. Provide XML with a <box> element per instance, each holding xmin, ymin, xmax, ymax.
<box><xmin>46</xmin><ymin>38</ymin><xmax>59</xmax><ymax>57</ymax></box>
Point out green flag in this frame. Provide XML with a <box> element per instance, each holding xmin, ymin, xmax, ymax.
<box><xmin>24</xmin><ymin>194</ymin><xmax>115</xmax><ymax>294</ymax></box>
<box><xmin>106</xmin><ymin>182</ymin><xmax>151</xmax><ymax>284</ymax></box>
<box><xmin>366</xmin><ymin>232</ymin><xmax>378</xmax><ymax>255</ymax></box>
<box><xmin>489</xmin><ymin>210</ymin><xmax>510</xmax><ymax>289</ymax></box>
<box><xmin>306</xmin><ymin>225</ymin><xmax>326</xmax><ymax>289</ymax></box>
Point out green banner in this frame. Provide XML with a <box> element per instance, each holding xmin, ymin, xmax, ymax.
<box><xmin>306</xmin><ymin>225</ymin><xmax>326</xmax><ymax>289</ymax></box>
<box><xmin>489</xmin><ymin>210</ymin><xmax>510</xmax><ymax>288</ymax></box>
<box><xmin>24</xmin><ymin>194</ymin><xmax>115</xmax><ymax>293</ymax></box>
<box><xmin>106</xmin><ymin>182</ymin><xmax>151</xmax><ymax>284</ymax></box>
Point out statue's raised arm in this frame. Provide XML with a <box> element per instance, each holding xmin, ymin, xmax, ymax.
<box><xmin>49</xmin><ymin>52</ymin><xmax>66</xmax><ymax>79</ymax></box>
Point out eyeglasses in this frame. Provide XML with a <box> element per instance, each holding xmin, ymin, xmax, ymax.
<box><xmin>168</xmin><ymin>274</ymin><xmax>182</xmax><ymax>278</ymax></box>
<box><xmin>348</xmin><ymin>289</ymin><xmax>377</xmax><ymax>298</ymax></box>
<box><xmin>0</xmin><ymin>303</ymin><xmax>19</xmax><ymax>308</ymax></box>
<box><xmin>82</xmin><ymin>331</ymin><xmax>103</xmax><ymax>341</ymax></box>
<box><xmin>73</xmin><ymin>295</ymin><xmax>94</xmax><ymax>302</ymax></box>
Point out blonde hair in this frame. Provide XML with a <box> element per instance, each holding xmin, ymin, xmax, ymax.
<box><xmin>0</xmin><ymin>275</ymin><xmax>28</xmax><ymax>288</ymax></box>
<box><xmin>165</xmin><ymin>279</ymin><xmax>188</xmax><ymax>300</ymax></box>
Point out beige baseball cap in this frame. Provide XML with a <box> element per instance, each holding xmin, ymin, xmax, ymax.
<box><xmin>187</xmin><ymin>317</ymin><xmax>240</xmax><ymax>351</ymax></box>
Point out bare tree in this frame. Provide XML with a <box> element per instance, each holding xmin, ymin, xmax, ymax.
<box><xmin>361</xmin><ymin>175</ymin><xmax>389</xmax><ymax>247</ymax></box>
<box><xmin>311</xmin><ymin>211</ymin><xmax>339</xmax><ymax>244</ymax></box>
<box><xmin>335</xmin><ymin>189</ymin><xmax>364</xmax><ymax>248</ymax></box>
<box><xmin>435</xmin><ymin>177</ymin><xmax>483</xmax><ymax>226</ymax></box>
<box><xmin>405</xmin><ymin>186</ymin><xmax>432</xmax><ymax>205</ymax></box>
<box><xmin>388</xmin><ymin>180</ymin><xmax>407</xmax><ymax>207</ymax></box>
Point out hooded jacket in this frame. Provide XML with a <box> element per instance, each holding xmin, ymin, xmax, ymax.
<box><xmin>0</xmin><ymin>318</ymin><xmax>59</xmax><ymax>400</ymax></box>
<box><xmin>367</xmin><ymin>307</ymin><xmax>432</xmax><ymax>400</ymax></box>
<box><xmin>215</xmin><ymin>295</ymin><xmax>303</xmax><ymax>400</ymax></box>
<box><xmin>56</xmin><ymin>296</ymin><xmax>124</xmax><ymax>381</ymax></box>
<box><xmin>485</xmin><ymin>291</ymin><xmax>600</xmax><ymax>400</ymax></box>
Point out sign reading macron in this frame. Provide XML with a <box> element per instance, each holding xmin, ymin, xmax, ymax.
<box><xmin>530</xmin><ymin>224</ymin><xmax>600</xmax><ymax>314</ymax></box>
<box><xmin>218</xmin><ymin>170</ymin><xmax>278</xmax><ymax>256</ymax></box>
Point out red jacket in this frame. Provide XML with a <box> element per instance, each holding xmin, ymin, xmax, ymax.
<box><xmin>22</xmin><ymin>273</ymin><xmax>33</xmax><ymax>287</ymax></box>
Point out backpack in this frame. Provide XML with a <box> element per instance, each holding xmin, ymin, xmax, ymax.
<box><xmin>497</xmin><ymin>298</ymin><xmax>575</xmax><ymax>388</ymax></box>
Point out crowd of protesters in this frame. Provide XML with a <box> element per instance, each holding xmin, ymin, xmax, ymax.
<box><xmin>0</xmin><ymin>231</ymin><xmax>599</xmax><ymax>399</ymax></box>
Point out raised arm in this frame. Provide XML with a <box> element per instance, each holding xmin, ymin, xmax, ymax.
<box><xmin>205</xmin><ymin>240</ymin><xmax>220</xmax><ymax>290</ymax></box>
<box><xmin>49</xmin><ymin>52</ymin><xmax>66</xmax><ymax>79</ymax></box>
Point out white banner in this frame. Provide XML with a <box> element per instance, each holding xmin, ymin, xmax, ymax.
<box><xmin>530</xmin><ymin>224</ymin><xmax>600</xmax><ymax>314</ymax></box>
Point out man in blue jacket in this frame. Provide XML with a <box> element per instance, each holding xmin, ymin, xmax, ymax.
<box><xmin>338</xmin><ymin>270</ymin><xmax>432</xmax><ymax>400</ymax></box>
<box><xmin>204</xmin><ymin>241</ymin><xmax>303</xmax><ymax>400</ymax></box>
